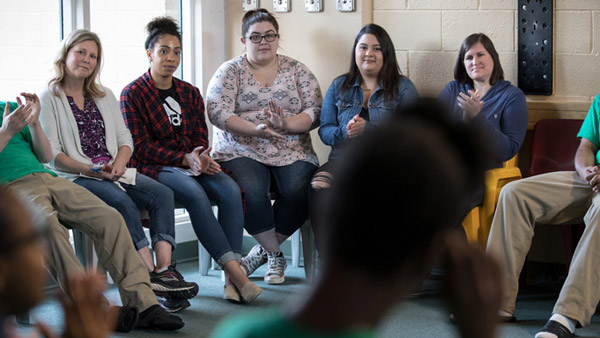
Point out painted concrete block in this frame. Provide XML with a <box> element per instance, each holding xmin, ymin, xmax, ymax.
<box><xmin>375</xmin><ymin>11</ymin><xmax>442</xmax><ymax>50</ymax></box>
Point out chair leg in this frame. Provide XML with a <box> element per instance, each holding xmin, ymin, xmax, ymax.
<box><xmin>198</xmin><ymin>243</ymin><xmax>211</xmax><ymax>276</ymax></box>
<box><xmin>73</xmin><ymin>229</ymin><xmax>112</xmax><ymax>283</ymax></box>
<box><xmin>300</xmin><ymin>220</ymin><xmax>317</xmax><ymax>280</ymax></box>
<box><xmin>291</xmin><ymin>229</ymin><xmax>300</xmax><ymax>268</ymax></box>
<box><xmin>197</xmin><ymin>206</ymin><xmax>221</xmax><ymax>275</ymax></box>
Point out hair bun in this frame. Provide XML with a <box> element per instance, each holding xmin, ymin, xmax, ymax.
<box><xmin>144</xmin><ymin>16</ymin><xmax>181</xmax><ymax>50</ymax></box>
<box><xmin>146</xmin><ymin>16</ymin><xmax>178</xmax><ymax>35</ymax></box>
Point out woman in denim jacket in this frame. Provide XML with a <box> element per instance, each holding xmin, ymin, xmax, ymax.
<box><xmin>310</xmin><ymin>24</ymin><xmax>417</xmax><ymax>244</ymax></box>
<box><xmin>313</xmin><ymin>24</ymin><xmax>417</xmax><ymax>185</ymax></box>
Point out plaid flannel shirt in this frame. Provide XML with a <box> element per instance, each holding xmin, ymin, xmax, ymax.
<box><xmin>120</xmin><ymin>70</ymin><xmax>209</xmax><ymax>180</ymax></box>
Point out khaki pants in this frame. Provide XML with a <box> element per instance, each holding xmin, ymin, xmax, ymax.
<box><xmin>7</xmin><ymin>173</ymin><xmax>158</xmax><ymax>311</ymax></box>
<box><xmin>487</xmin><ymin>171</ymin><xmax>600</xmax><ymax>326</ymax></box>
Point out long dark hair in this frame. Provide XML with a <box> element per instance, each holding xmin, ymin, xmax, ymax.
<box><xmin>340</xmin><ymin>24</ymin><xmax>403</xmax><ymax>103</ymax></box>
<box><xmin>454</xmin><ymin>33</ymin><xmax>504</xmax><ymax>87</ymax></box>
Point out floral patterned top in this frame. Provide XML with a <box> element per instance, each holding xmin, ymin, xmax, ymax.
<box><xmin>206</xmin><ymin>54</ymin><xmax>322</xmax><ymax>167</ymax></box>
<box><xmin>66</xmin><ymin>96</ymin><xmax>111</xmax><ymax>163</ymax></box>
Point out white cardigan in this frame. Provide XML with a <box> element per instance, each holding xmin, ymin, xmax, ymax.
<box><xmin>39</xmin><ymin>86</ymin><xmax>134</xmax><ymax>180</ymax></box>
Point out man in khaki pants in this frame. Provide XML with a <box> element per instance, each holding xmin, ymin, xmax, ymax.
<box><xmin>0</xmin><ymin>95</ymin><xmax>183</xmax><ymax>331</ymax></box>
<box><xmin>487</xmin><ymin>93</ymin><xmax>600</xmax><ymax>338</ymax></box>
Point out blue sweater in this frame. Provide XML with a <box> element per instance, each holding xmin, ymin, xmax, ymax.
<box><xmin>438</xmin><ymin>80</ymin><xmax>528</xmax><ymax>168</ymax></box>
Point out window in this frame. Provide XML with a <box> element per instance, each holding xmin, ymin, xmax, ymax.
<box><xmin>0</xmin><ymin>1</ymin><xmax>61</xmax><ymax>100</ymax></box>
<box><xmin>89</xmin><ymin>0</ymin><xmax>181</xmax><ymax>96</ymax></box>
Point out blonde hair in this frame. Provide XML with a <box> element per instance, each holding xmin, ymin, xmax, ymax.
<box><xmin>49</xmin><ymin>29</ymin><xmax>105</xmax><ymax>98</ymax></box>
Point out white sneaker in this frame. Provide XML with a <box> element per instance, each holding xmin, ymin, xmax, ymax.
<box><xmin>264</xmin><ymin>251</ymin><xmax>286</xmax><ymax>284</ymax></box>
<box><xmin>240</xmin><ymin>244</ymin><xmax>267</xmax><ymax>276</ymax></box>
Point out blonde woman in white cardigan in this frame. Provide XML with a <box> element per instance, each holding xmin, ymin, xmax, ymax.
<box><xmin>39</xmin><ymin>29</ymin><xmax>197</xmax><ymax>311</ymax></box>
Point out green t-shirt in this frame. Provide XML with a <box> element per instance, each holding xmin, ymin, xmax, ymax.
<box><xmin>211</xmin><ymin>308</ymin><xmax>376</xmax><ymax>338</ymax></box>
<box><xmin>577</xmin><ymin>93</ymin><xmax>600</xmax><ymax>164</ymax></box>
<box><xmin>0</xmin><ymin>101</ymin><xmax>55</xmax><ymax>183</ymax></box>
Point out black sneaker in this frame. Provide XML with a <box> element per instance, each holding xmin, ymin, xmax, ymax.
<box><xmin>158</xmin><ymin>297</ymin><xmax>191</xmax><ymax>313</ymax></box>
<box><xmin>136</xmin><ymin>304</ymin><xmax>184</xmax><ymax>330</ymax></box>
<box><xmin>113</xmin><ymin>306</ymin><xmax>139</xmax><ymax>333</ymax></box>
<box><xmin>149</xmin><ymin>262</ymin><xmax>199</xmax><ymax>300</ymax></box>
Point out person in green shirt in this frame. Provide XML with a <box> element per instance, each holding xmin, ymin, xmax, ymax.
<box><xmin>0</xmin><ymin>94</ymin><xmax>183</xmax><ymax>331</ymax></box>
<box><xmin>212</xmin><ymin>98</ymin><xmax>503</xmax><ymax>338</ymax></box>
<box><xmin>487</xmin><ymin>93</ymin><xmax>600</xmax><ymax>338</ymax></box>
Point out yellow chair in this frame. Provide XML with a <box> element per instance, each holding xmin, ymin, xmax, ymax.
<box><xmin>462</xmin><ymin>155</ymin><xmax>522</xmax><ymax>247</ymax></box>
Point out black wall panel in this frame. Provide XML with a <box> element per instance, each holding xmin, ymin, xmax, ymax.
<box><xmin>518</xmin><ymin>0</ymin><xmax>553</xmax><ymax>95</ymax></box>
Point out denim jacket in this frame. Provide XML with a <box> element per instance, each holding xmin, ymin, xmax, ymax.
<box><xmin>319</xmin><ymin>75</ymin><xmax>418</xmax><ymax>160</ymax></box>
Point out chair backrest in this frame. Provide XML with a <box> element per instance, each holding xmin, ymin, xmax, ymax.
<box><xmin>503</xmin><ymin>154</ymin><xmax>518</xmax><ymax>168</ymax></box>
<box><xmin>529</xmin><ymin>119</ymin><xmax>584</xmax><ymax>176</ymax></box>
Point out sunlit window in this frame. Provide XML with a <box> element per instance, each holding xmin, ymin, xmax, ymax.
<box><xmin>89</xmin><ymin>0</ymin><xmax>181</xmax><ymax>96</ymax></box>
<box><xmin>0</xmin><ymin>1</ymin><xmax>61</xmax><ymax>100</ymax></box>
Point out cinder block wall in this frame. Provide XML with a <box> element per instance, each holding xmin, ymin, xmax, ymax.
<box><xmin>373</xmin><ymin>0</ymin><xmax>600</xmax><ymax>114</ymax></box>
<box><xmin>222</xmin><ymin>0</ymin><xmax>600</xmax><ymax>162</ymax></box>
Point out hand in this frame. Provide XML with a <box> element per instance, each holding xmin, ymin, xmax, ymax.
<box><xmin>197</xmin><ymin>146</ymin><xmax>221</xmax><ymax>175</ymax></box>
<box><xmin>265</xmin><ymin>100</ymin><xmax>288</xmax><ymax>131</ymax></box>
<box><xmin>254</xmin><ymin>123</ymin><xmax>285</xmax><ymax>143</ymax></box>
<box><xmin>109</xmin><ymin>161</ymin><xmax>127</xmax><ymax>180</ymax></box>
<box><xmin>183</xmin><ymin>146</ymin><xmax>203</xmax><ymax>175</ymax></box>
<box><xmin>584</xmin><ymin>165</ymin><xmax>600</xmax><ymax>192</ymax></box>
<box><xmin>183</xmin><ymin>146</ymin><xmax>221</xmax><ymax>175</ymax></box>
<box><xmin>19</xmin><ymin>93</ymin><xmax>41</xmax><ymax>127</ymax></box>
<box><xmin>457</xmin><ymin>89</ymin><xmax>484</xmax><ymax>119</ymax></box>
<box><xmin>444</xmin><ymin>231</ymin><xmax>502</xmax><ymax>338</ymax></box>
<box><xmin>346</xmin><ymin>114</ymin><xmax>366</xmax><ymax>138</ymax></box>
<box><xmin>58</xmin><ymin>273</ymin><xmax>117</xmax><ymax>338</ymax></box>
<box><xmin>86</xmin><ymin>163</ymin><xmax>118</xmax><ymax>181</ymax></box>
<box><xmin>1</xmin><ymin>99</ymin><xmax>33</xmax><ymax>137</ymax></box>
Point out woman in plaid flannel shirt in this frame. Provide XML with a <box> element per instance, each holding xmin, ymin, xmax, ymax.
<box><xmin>121</xmin><ymin>17</ymin><xmax>261</xmax><ymax>304</ymax></box>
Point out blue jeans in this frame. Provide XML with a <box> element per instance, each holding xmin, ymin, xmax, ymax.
<box><xmin>74</xmin><ymin>173</ymin><xmax>175</xmax><ymax>251</ymax></box>
<box><xmin>157</xmin><ymin>168</ymin><xmax>244</xmax><ymax>265</ymax></box>
<box><xmin>220</xmin><ymin>158</ymin><xmax>317</xmax><ymax>237</ymax></box>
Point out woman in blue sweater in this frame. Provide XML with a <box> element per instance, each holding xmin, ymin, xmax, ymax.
<box><xmin>439</xmin><ymin>33</ymin><xmax>528</xmax><ymax>226</ymax></box>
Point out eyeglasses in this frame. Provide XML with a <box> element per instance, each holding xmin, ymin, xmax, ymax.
<box><xmin>247</xmin><ymin>33</ymin><xmax>279</xmax><ymax>44</ymax></box>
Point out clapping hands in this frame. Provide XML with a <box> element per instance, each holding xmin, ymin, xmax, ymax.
<box><xmin>1</xmin><ymin>93</ymin><xmax>41</xmax><ymax>137</ymax></box>
<box><xmin>184</xmin><ymin>146</ymin><xmax>221</xmax><ymax>175</ymax></box>
<box><xmin>457</xmin><ymin>89</ymin><xmax>484</xmax><ymax>119</ymax></box>
<box><xmin>346</xmin><ymin>114</ymin><xmax>366</xmax><ymax>138</ymax></box>
<box><xmin>255</xmin><ymin>100</ymin><xmax>285</xmax><ymax>143</ymax></box>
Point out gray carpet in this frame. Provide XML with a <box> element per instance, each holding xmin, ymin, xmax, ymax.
<box><xmin>14</xmin><ymin>259</ymin><xmax>600</xmax><ymax>337</ymax></box>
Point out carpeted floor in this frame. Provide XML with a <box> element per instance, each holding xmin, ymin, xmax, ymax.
<box><xmin>14</xmin><ymin>259</ymin><xmax>600</xmax><ymax>338</ymax></box>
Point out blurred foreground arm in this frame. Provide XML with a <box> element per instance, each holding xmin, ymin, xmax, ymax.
<box><xmin>444</xmin><ymin>232</ymin><xmax>502</xmax><ymax>338</ymax></box>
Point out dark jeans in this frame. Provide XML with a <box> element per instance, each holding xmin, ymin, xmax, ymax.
<box><xmin>74</xmin><ymin>173</ymin><xmax>175</xmax><ymax>251</ymax></box>
<box><xmin>308</xmin><ymin>160</ymin><xmax>338</xmax><ymax>252</ymax></box>
<box><xmin>220</xmin><ymin>157</ymin><xmax>317</xmax><ymax>237</ymax></box>
<box><xmin>157</xmin><ymin>168</ymin><xmax>244</xmax><ymax>264</ymax></box>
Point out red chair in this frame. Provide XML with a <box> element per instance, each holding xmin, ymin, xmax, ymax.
<box><xmin>528</xmin><ymin>119</ymin><xmax>584</xmax><ymax>269</ymax></box>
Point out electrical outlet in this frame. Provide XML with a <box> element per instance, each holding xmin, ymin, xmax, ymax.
<box><xmin>242</xmin><ymin>0</ymin><xmax>259</xmax><ymax>11</ymax></box>
<box><xmin>305</xmin><ymin>0</ymin><xmax>322</xmax><ymax>12</ymax></box>
<box><xmin>337</xmin><ymin>0</ymin><xmax>354</xmax><ymax>12</ymax></box>
<box><xmin>273</xmin><ymin>0</ymin><xmax>290</xmax><ymax>12</ymax></box>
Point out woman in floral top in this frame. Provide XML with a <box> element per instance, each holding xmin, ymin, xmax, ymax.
<box><xmin>206</xmin><ymin>9</ymin><xmax>322</xmax><ymax>285</ymax></box>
